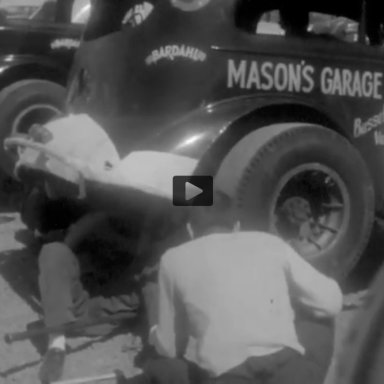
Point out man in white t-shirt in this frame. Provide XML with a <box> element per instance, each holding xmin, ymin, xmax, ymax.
<box><xmin>118</xmin><ymin>191</ymin><xmax>342</xmax><ymax>384</ymax></box>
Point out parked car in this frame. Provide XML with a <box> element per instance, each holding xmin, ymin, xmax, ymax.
<box><xmin>0</xmin><ymin>0</ymin><xmax>90</xmax><ymax>176</ymax></box>
<box><xmin>0</xmin><ymin>0</ymin><xmax>38</xmax><ymax>19</ymax></box>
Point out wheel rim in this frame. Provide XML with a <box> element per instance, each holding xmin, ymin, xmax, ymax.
<box><xmin>11</xmin><ymin>103</ymin><xmax>61</xmax><ymax>135</ymax></box>
<box><xmin>269</xmin><ymin>163</ymin><xmax>351</xmax><ymax>262</ymax></box>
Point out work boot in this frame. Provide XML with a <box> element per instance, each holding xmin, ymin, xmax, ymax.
<box><xmin>39</xmin><ymin>348</ymin><xmax>66</xmax><ymax>383</ymax></box>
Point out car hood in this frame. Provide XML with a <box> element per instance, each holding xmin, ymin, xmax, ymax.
<box><xmin>5</xmin><ymin>114</ymin><xmax>198</xmax><ymax>201</ymax></box>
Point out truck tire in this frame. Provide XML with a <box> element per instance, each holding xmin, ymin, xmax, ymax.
<box><xmin>0</xmin><ymin>79</ymin><xmax>66</xmax><ymax>175</ymax></box>
<box><xmin>336</xmin><ymin>265</ymin><xmax>384</xmax><ymax>384</ymax></box>
<box><xmin>215</xmin><ymin>123</ymin><xmax>375</xmax><ymax>279</ymax></box>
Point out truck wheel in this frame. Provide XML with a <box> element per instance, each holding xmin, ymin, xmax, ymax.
<box><xmin>215</xmin><ymin>123</ymin><xmax>375</xmax><ymax>279</ymax></box>
<box><xmin>0</xmin><ymin>79</ymin><xmax>65</xmax><ymax>175</ymax></box>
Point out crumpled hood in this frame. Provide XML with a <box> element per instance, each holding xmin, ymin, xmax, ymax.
<box><xmin>5</xmin><ymin>114</ymin><xmax>198</xmax><ymax>200</ymax></box>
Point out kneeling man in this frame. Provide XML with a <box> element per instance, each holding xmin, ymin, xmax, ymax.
<box><xmin>127</xmin><ymin>191</ymin><xmax>342</xmax><ymax>384</ymax></box>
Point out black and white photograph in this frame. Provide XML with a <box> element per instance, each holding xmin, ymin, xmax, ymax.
<box><xmin>0</xmin><ymin>0</ymin><xmax>383</xmax><ymax>383</ymax></box>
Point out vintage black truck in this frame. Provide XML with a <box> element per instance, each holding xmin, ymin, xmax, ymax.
<box><xmin>0</xmin><ymin>0</ymin><xmax>90</xmax><ymax>176</ymax></box>
<box><xmin>5</xmin><ymin>0</ymin><xmax>384</xmax><ymax>281</ymax></box>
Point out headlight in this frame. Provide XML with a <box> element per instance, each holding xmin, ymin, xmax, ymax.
<box><xmin>170</xmin><ymin>0</ymin><xmax>211</xmax><ymax>12</ymax></box>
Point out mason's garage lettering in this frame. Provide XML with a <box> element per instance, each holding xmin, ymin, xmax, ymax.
<box><xmin>228</xmin><ymin>59</ymin><xmax>383</xmax><ymax>100</ymax></box>
<box><xmin>228</xmin><ymin>60</ymin><xmax>315</xmax><ymax>93</ymax></box>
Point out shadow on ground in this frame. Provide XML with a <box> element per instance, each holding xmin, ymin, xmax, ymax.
<box><xmin>0</xmin><ymin>246</ymin><xmax>41</xmax><ymax>315</ymax></box>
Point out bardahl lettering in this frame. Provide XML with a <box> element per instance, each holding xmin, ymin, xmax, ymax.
<box><xmin>354</xmin><ymin>106</ymin><xmax>384</xmax><ymax>138</ymax></box>
<box><xmin>50</xmin><ymin>39</ymin><xmax>80</xmax><ymax>50</ymax></box>
<box><xmin>228</xmin><ymin>59</ymin><xmax>383</xmax><ymax>100</ymax></box>
<box><xmin>146</xmin><ymin>45</ymin><xmax>207</xmax><ymax>65</ymax></box>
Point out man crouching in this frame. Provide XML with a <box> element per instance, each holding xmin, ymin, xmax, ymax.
<box><xmin>125</xmin><ymin>191</ymin><xmax>342</xmax><ymax>384</ymax></box>
<box><xmin>37</xmin><ymin>210</ymin><xmax>143</xmax><ymax>384</ymax></box>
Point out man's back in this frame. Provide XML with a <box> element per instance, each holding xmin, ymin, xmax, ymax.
<box><xmin>157</xmin><ymin>231</ymin><xmax>341</xmax><ymax>376</ymax></box>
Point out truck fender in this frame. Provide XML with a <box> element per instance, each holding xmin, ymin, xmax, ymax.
<box><xmin>146</xmin><ymin>95</ymin><xmax>345</xmax><ymax>176</ymax></box>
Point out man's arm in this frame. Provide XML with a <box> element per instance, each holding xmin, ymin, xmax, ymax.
<box><xmin>149</xmin><ymin>252</ymin><xmax>189</xmax><ymax>358</ymax></box>
<box><xmin>64</xmin><ymin>212</ymin><xmax>108</xmax><ymax>250</ymax></box>
<box><xmin>64</xmin><ymin>213</ymin><xmax>135</xmax><ymax>253</ymax></box>
<box><xmin>284</xmin><ymin>244</ymin><xmax>343</xmax><ymax>319</ymax></box>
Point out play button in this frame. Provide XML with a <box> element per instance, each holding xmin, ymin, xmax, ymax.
<box><xmin>185</xmin><ymin>182</ymin><xmax>203</xmax><ymax>201</ymax></box>
<box><xmin>173</xmin><ymin>176</ymin><xmax>213</xmax><ymax>206</ymax></box>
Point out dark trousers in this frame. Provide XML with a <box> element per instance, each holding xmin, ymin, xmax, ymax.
<box><xmin>122</xmin><ymin>317</ymin><xmax>334</xmax><ymax>384</ymax></box>
<box><xmin>38</xmin><ymin>242</ymin><xmax>139</xmax><ymax>330</ymax></box>
<box><xmin>122</xmin><ymin>347</ymin><xmax>327</xmax><ymax>384</ymax></box>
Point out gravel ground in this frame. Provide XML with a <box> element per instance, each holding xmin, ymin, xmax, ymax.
<box><xmin>0</xmin><ymin>213</ymin><xmax>377</xmax><ymax>384</ymax></box>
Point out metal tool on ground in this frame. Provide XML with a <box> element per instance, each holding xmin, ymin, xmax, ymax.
<box><xmin>52</xmin><ymin>372</ymin><xmax>117</xmax><ymax>384</ymax></box>
<box><xmin>4</xmin><ymin>312</ymin><xmax>136</xmax><ymax>344</ymax></box>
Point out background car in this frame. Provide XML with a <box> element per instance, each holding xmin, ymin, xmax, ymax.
<box><xmin>0</xmin><ymin>0</ymin><xmax>90</xmax><ymax>195</ymax></box>
<box><xmin>0</xmin><ymin>0</ymin><xmax>40</xmax><ymax>19</ymax></box>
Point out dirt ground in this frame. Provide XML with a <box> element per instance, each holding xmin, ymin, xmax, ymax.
<box><xmin>0</xmin><ymin>214</ymin><xmax>142</xmax><ymax>384</ymax></box>
<box><xmin>0</xmin><ymin>213</ymin><xmax>381</xmax><ymax>384</ymax></box>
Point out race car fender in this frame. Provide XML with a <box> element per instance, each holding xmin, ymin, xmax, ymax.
<box><xmin>145</xmin><ymin>94</ymin><xmax>345</xmax><ymax>176</ymax></box>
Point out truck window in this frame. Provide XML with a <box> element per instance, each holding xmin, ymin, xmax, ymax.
<box><xmin>234</xmin><ymin>0</ymin><xmax>366</xmax><ymax>45</ymax></box>
<box><xmin>83</xmin><ymin>0</ymin><xmax>155</xmax><ymax>41</ymax></box>
<box><xmin>253</xmin><ymin>9</ymin><xmax>310</xmax><ymax>37</ymax></box>
<box><xmin>71</xmin><ymin>0</ymin><xmax>91</xmax><ymax>25</ymax></box>
<box><xmin>309</xmin><ymin>13</ymin><xmax>358</xmax><ymax>43</ymax></box>
<box><xmin>236</xmin><ymin>4</ymin><xmax>361</xmax><ymax>45</ymax></box>
<box><xmin>29</xmin><ymin>1</ymin><xmax>57</xmax><ymax>22</ymax></box>
<box><xmin>256</xmin><ymin>11</ymin><xmax>284</xmax><ymax>36</ymax></box>
<box><xmin>83</xmin><ymin>0</ymin><xmax>129</xmax><ymax>41</ymax></box>
<box><xmin>235</xmin><ymin>1</ymin><xmax>310</xmax><ymax>36</ymax></box>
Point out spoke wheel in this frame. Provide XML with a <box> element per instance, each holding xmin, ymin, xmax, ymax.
<box><xmin>270</xmin><ymin>164</ymin><xmax>350</xmax><ymax>261</ymax></box>
<box><xmin>215</xmin><ymin>122</ymin><xmax>375</xmax><ymax>279</ymax></box>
